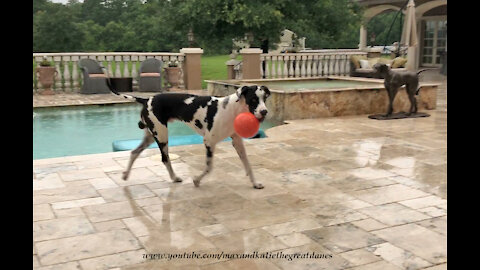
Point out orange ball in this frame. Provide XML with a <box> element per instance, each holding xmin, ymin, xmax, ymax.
<box><xmin>234</xmin><ymin>112</ymin><xmax>260</xmax><ymax>138</ymax></box>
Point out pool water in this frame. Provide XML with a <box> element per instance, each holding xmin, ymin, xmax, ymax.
<box><xmin>260</xmin><ymin>79</ymin><xmax>382</xmax><ymax>91</ymax></box>
<box><xmin>33</xmin><ymin>104</ymin><xmax>280</xmax><ymax>160</ymax></box>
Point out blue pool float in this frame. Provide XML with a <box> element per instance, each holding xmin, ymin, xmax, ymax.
<box><xmin>112</xmin><ymin>130</ymin><xmax>266</xmax><ymax>152</ymax></box>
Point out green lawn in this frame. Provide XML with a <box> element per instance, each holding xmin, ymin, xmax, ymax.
<box><xmin>201</xmin><ymin>54</ymin><xmax>241</xmax><ymax>89</ymax></box>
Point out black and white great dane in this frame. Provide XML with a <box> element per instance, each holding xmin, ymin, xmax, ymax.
<box><xmin>107</xmin><ymin>80</ymin><xmax>270</xmax><ymax>189</ymax></box>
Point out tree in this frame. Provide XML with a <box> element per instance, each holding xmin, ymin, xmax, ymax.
<box><xmin>33</xmin><ymin>4</ymin><xmax>83</xmax><ymax>52</ymax></box>
<box><xmin>167</xmin><ymin>0</ymin><xmax>363</xmax><ymax>53</ymax></box>
<box><xmin>32</xmin><ymin>0</ymin><xmax>365</xmax><ymax>53</ymax></box>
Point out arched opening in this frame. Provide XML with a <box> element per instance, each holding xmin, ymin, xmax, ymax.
<box><xmin>366</xmin><ymin>9</ymin><xmax>404</xmax><ymax>49</ymax></box>
<box><xmin>359</xmin><ymin>5</ymin><xmax>402</xmax><ymax>51</ymax></box>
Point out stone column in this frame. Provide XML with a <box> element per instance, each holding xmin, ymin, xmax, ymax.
<box><xmin>359</xmin><ymin>25</ymin><xmax>367</xmax><ymax>51</ymax></box>
<box><xmin>226</xmin><ymin>59</ymin><xmax>240</xmax><ymax>80</ymax></box>
<box><xmin>180</xmin><ymin>48</ymin><xmax>204</xmax><ymax>90</ymax></box>
<box><xmin>240</xmin><ymin>48</ymin><xmax>262</xmax><ymax>79</ymax></box>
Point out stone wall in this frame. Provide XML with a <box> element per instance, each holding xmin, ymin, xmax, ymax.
<box><xmin>267</xmin><ymin>85</ymin><xmax>437</xmax><ymax>121</ymax></box>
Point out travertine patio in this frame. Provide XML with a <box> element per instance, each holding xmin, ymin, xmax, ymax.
<box><xmin>33</xmin><ymin>71</ymin><xmax>446</xmax><ymax>270</ymax></box>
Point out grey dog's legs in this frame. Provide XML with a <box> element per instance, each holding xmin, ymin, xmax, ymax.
<box><xmin>407</xmin><ymin>81</ymin><xmax>419</xmax><ymax>115</ymax></box>
<box><xmin>386</xmin><ymin>86</ymin><xmax>398</xmax><ymax>116</ymax></box>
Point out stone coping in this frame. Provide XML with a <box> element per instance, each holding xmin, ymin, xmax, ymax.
<box><xmin>33</xmin><ymin>89</ymin><xmax>208</xmax><ymax>108</ymax></box>
<box><xmin>205</xmin><ymin>76</ymin><xmax>440</xmax><ymax>94</ymax></box>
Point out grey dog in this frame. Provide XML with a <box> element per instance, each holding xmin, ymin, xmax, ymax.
<box><xmin>373</xmin><ymin>63</ymin><xmax>429</xmax><ymax>117</ymax></box>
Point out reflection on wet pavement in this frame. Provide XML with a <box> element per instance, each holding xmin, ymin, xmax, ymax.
<box><xmin>33</xmin><ymin>80</ymin><xmax>446</xmax><ymax>269</ymax></box>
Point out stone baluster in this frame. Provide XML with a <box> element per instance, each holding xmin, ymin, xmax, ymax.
<box><xmin>344</xmin><ymin>55</ymin><xmax>349</xmax><ymax>76</ymax></box>
<box><xmin>138</xmin><ymin>55</ymin><xmax>147</xmax><ymax>87</ymax></box>
<box><xmin>114</xmin><ymin>55</ymin><xmax>122</xmax><ymax>77</ymax></box>
<box><xmin>288</xmin><ymin>55</ymin><xmax>294</xmax><ymax>77</ymax></box>
<box><xmin>337</xmin><ymin>55</ymin><xmax>342</xmax><ymax>75</ymax></box>
<box><xmin>272</xmin><ymin>55</ymin><xmax>278</xmax><ymax>78</ymax></box>
<box><xmin>62</xmin><ymin>56</ymin><xmax>71</xmax><ymax>91</ymax></box>
<box><xmin>333</xmin><ymin>55</ymin><xmax>338</xmax><ymax>75</ymax></box>
<box><xmin>305</xmin><ymin>55</ymin><xmax>309</xmax><ymax>77</ymax></box>
<box><xmin>106</xmin><ymin>56</ymin><xmax>114</xmax><ymax>77</ymax></box>
<box><xmin>160</xmin><ymin>55</ymin><xmax>168</xmax><ymax>65</ymax></box>
<box><xmin>319</xmin><ymin>55</ymin><xmax>324</xmax><ymax>76</ymax></box>
<box><xmin>264</xmin><ymin>56</ymin><xmax>270</xmax><ymax>79</ymax></box>
<box><xmin>276</xmin><ymin>55</ymin><xmax>282</xmax><ymax>78</ymax></box>
<box><xmin>320</xmin><ymin>55</ymin><xmax>325</xmax><ymax>76</ymax></box>
<box><xmin>71</xmin><ymin>56</ymin><xmax>79</xmax><ymax>91</ymax></box>
<box><xmin>53</xmin><ymin>56</ymin><xmax>62</xmax><ymax>91</ymax></box>
<box><xmin>123</xmin><ymin>55</ymin><xmax>130</xmax><ymax>78</ymax></box>
<box><xmin>260</xmin><ymin>55</ymin><xmax>265</xmax><ymax>78</ymax></box>
<box><xmin>96</xmin><ymin>55</ymin><xmax>106</xmax><ymax>79</ymax></box>
<box><xmin>312</xmin><ymin>55</ymin><xmax>318</xmax><ymax>76</ymax></box>
<box><xmin>328</xmin><ymin>55</ymin><xmax>332</xmax><ymax>76</ymax></box>
<box><xmin>306</xmin><ymin>55</ymin><xmax>312</xmax><ymax>77</ymax></box>
<box><xmin>131</xmin><ymin>55</ymin><xmax>138</xmax><ymax>86</ymax></box>
<box><xmin>330</xmin><ymin>55</ymin><xmax>336</xmax><ymax>75</ymax></box>
<box><xmin>335</xmin><ymin>55</ymin><xmax>340</xmax><ymax>75</ymax></box>
<box><xmin>162</xmin><ymin>55</ymin><xmax>169</xmax><ymax>89</ymax></box>
<box><xmin>294</xmin><ymin>55</ymin><xmax>300</xmax><ymax>77</ymax></box>
<box><xmin>282</xmin><ymin>55</ymin><xmax>288</xmax><ymax>78</ymax></box>
<box><xmin>333</xmin><ymin>55</ymin><xmax>337</xmax><ymax>75</ymax></box>
<box><xmin>293</xmin><ymin>55</ymin><xmax>300</xmax><ymax>78</ymax></box>
<box><xmin>178</xmin><ymin>54</ymin><xmax>185</xmax><ymax>88</ymax></box>
<box><xmin>325</xmin><ymin>55</ymin><xmax>330</xmax><ymax>76</ymax></box>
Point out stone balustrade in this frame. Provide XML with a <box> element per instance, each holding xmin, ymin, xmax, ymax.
<box><xmin>232</xmin><ymin>49</ymin><xmax>368</xmax><ymax>80</ymax></box>
<box><xmin>33</xmin><ymin>52</ymin><xmax>185</xmax><ymax>93</ymax></box>
<box><xmin>260</xmin><ymin>50</ymin><xmax>368</xmax><ymax>79</ymax></box>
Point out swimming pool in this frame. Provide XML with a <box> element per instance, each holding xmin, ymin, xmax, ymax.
<box><xmin>33</xmin><ymin>103</ymin><xmax>281</xmax><ymax>160</ymax></box>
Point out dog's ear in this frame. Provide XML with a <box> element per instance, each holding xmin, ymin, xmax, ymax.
<box><xmin>261</xmin><ymin>86</ymin><xmax>270</xmax><ymax>99</ymax></box>
<box><xmin>236</xmin><ymin>86</ymin><xmax>249</xmax><ymax>102</ymax></box>
<box><xmin>373</xmin><ymin>63</ymin><xmax>388</xmax><ymax>73</ymax></box>
<box><xmin>380</xmin><ymin>64</ymin><xmax>389</xmax><ymax>72</ymax></box>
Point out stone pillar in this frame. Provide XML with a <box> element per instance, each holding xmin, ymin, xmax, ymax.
<box><xmin>226</xmin><ymin>59</ymin><xmax>241</xmax><ymax>80</ymax></box>
<box><xmin>180</xmin><ymin>48</ymin><xmax>203</xmax><ymax>90</ymax></box>
<box><xmin>240</xmin><ymin>48</ymin><xmax>262</xmax><ymax>79</ymax></box>
<box><xmin>359</xmin><ymin>25</ymin><xmax>367</xmax><ymax>51</ymax></box>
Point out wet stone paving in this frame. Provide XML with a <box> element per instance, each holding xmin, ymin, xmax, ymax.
<box><xmin>33</xmin><ymin>73</ymin><xmax>446</xmax><ymax>270</ymax></box>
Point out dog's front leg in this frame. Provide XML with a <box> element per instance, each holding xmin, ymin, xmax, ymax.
<box><xmin>385</xmin><ymin>86</ymin><xmax>398</xmax><ymax>116</ymax></box>
<box><xmin>155</xmin><ymin>139</ymin><xmax>183</xmax><ymax>183</ymax></box>
<box><xmin>231</xmin><ymin>134</ymin><xmax>264</xmax><ymax>189</ymax></box>
<box><xmin>193</xmin><ymin>142</ymin><xmax>215</xmax><ymax>187</ymax></box>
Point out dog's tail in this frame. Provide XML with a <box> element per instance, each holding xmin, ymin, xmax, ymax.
<box><xmin>106</xmin><ymin>78</ymin><xmax>148</xmax><ymax>105</ymax></box>
<box><xmin>416</xmin><ymin>67</ymin><xmax>440</xmax><ymax>75</ymax></box>
<box><xmin>415</xmin><ymin>87</ymin><xmax>421</xmax><ymax>96</ymax></box>
<box><xmin>415</xmin><ymin>68</ymin><xmax>440</xmax><ymax>95</ymax></box>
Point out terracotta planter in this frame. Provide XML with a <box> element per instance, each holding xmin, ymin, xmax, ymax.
<box><xmin>36</xmin><ymin>66</ymin><xmax>58</xmax><ymax>95</ymax></box>
<box><xmin>166</xmin><ymin>67</ymin><xmax>181</xmax><ymax>87</ymax></box>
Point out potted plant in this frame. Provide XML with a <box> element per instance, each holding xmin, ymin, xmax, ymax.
<box><xmin>165</xmin><ymin>60</ymin><xmax>181</xmax><ymax>88</ymax></box>
<box><xmin>35</xmin><ymin>56</ymin><xmax>57</xmax><ymax>95</ymax></box>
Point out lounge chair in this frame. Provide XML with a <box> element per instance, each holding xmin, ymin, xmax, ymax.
<box><xmin>78</xmin><ymin>59</ymin><xmax>111</xmax><ymax>94</ymax></box>
<box><xmin>138</xmin><ymin>58</ymin><xmax>163</xmax><ymax>92</ymax></box>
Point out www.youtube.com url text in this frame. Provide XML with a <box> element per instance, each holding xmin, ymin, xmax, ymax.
<box><xmin>143</xmin><ymin>251</ymin><xmax>333</xmax><ymax>261</ymax></box>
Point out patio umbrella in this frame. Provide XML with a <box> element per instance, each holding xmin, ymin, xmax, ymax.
<box><xmin>401</xmin><ymin>0</ymin><xmax>418</xmax><ymax>71</ymax></box>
